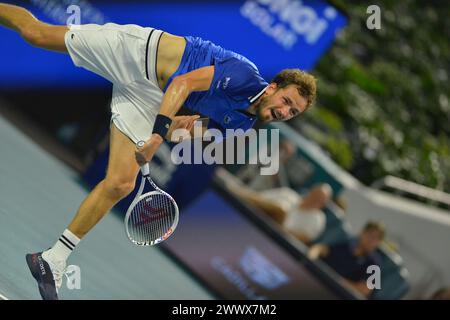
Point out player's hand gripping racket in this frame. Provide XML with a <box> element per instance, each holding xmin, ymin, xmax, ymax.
<box><xmin>125</xmin><ymin>141</ymin><xmax>179</xmax><ymax>246</ymax></box>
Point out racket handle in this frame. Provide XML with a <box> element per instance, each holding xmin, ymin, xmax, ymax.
<box><xmin>140</xmin><ymin>163</ymin><xmax>150</xmax><ymax>177</ymax></box>
<box><xmin>136</xmin><ymin>141</ymin><xmax>150</xmax><ymax>177</ymax></box>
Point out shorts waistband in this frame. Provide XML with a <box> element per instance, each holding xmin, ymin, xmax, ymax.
<box><xmin>145</xmin><ymin>28</ymin><xmax>164</xmax><ymax>84</ymax></box>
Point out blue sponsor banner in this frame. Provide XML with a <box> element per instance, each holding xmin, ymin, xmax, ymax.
<box><xmin>1</xmin><ymin>0</ymin><xmax>347</xmax><ymax>88</ymax></box>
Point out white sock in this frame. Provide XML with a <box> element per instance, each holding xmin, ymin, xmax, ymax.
<box><xmin>45</xmin><ymin>229</ymin><xmax>80</xmax><ymax>263</ymax></box>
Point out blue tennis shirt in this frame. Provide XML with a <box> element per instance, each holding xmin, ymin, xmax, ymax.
<box><xmin>164</xmin><ymin>36</ymin><xmax>268</xmax><ymax>135</ymax></box>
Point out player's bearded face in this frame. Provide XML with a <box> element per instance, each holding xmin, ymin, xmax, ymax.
<box><xmin>256</xmin><ymin>86</ymin><xmax>307</xmax><ymax>123</ymax></box>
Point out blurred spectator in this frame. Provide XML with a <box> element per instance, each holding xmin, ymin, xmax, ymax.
<box><xmin>308</xmin><ymin>221</ymin><xmax>385</xmax><ymax>298</ymax></box>
<box><xmin>236</xmin><ymin>139</ymin><xmax>296</xmax><ymax>190</ymax></box>
<box><xmin>333</xmin><ymin>195</ymin><xmax>348</xmax><ymax>212</ymax></box>
<box><xmin>430</xmin><ymin>287</ymin><xmax>450</xmax><ymax>300</ymax></box>
<box><xmin>220</xmin><ymin>170</ymin><xmax>331</xmax><ymax>244</ymax></box>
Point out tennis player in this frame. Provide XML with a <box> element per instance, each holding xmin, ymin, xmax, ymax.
<box><xmin>0</xmin><ymin>4</ymin><xmax>316</xmax><ymax>299</ymax></box>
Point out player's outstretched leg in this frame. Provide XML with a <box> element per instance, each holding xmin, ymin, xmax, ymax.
<box><xmin>26</xmin><ymin>125</ymin><xmax>140</xmax><ymax>299</ymax></box>
<box><xmin>0</xmin><ymin>3</ymin><xmax>68</xmax><ymax>52</ymax></box>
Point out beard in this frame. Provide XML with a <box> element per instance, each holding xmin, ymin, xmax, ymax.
<box><xmin>256</xmin><ymin>95</ymin><xmax>271</xmax><ymax>122</ymax></box>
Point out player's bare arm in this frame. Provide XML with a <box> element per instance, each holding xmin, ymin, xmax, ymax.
<box><xmin>0</xmin><ymin>3</ymin><xmax>68</xmax><ymax>52</ymax></box>
<box><xmin>135</xmin><ymin>66</ymin><xmax>214</xmax><ymax>166</ymax></box>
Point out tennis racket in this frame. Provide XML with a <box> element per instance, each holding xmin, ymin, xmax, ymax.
<box><xmin>124</xmin><ymin>141</ymin><xmax>179</xmax><ymax>246</ymax></box>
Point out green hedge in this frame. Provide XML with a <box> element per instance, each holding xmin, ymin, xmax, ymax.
<box><xmin>292</xmin><ymin>1</ymin><xmax>450</xmax><ymax>193</ymax></box>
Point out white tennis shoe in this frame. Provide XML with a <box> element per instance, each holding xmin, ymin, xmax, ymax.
<box><xmin>42</xmin><ymin>250</ymin><xmax>67</xmax><ymax>291</ymax></box>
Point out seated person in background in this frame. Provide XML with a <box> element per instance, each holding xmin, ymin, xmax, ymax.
<box><xmin>333</xmin><ymin>195</ymin><xmax>348</xmax><ymax>213</ymax></box>
<box><xmin>308</xmin><ymin>221</ymin><xmax>385</xmax><ymax>298</ymax></box>
<box><xmin>221</xmin><ymin>172</ymin><xmax>331</xmax><ymax>244</ymax></box>
<box><xmin>236</xmin><ymin>139</ymin><xmax>296</xmax><ymax>190</ymax></box>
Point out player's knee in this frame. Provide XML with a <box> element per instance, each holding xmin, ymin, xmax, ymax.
<box><xmin>103</xmin><ymin>178</ymin><xmax>136</xmax><ymax>200</ymax></box>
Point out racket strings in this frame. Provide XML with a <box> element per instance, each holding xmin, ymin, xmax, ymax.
<box><xmin>128</xmin><ymin>192</ymin><xmax>176</xmax><ymax>245</ymax></box>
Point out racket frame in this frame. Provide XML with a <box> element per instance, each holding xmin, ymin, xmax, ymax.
<box><xmin>124</xmin><ymin>149</ymin><xmax>179</xmax><ymax>246</ymax></box>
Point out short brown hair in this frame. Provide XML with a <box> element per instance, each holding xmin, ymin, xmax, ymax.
<box><xmin>363</xmin><ymin>220</ymin><xmax>386</xmax><ymax>240</ymax></box>
<box><xmin>271</xmin><ymin>69</ymin><xmax>317</xmax><ymax>109</ymax></box>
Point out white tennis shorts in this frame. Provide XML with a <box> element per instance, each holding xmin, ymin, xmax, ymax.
<box><xmin>64</xmin><ymin>23</ymin><xmax>165</xmax><ymax>143</ymax></box>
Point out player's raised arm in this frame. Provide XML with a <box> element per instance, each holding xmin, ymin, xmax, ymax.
<box><xmin>135</xmin><ymin>66</ymin><xmax>214</xmax><ymax>166</ymax></box>
<box><xmin>160</xmin><ymin>65</ymin><xmax>215</xmax><ymax>118</ymax></box>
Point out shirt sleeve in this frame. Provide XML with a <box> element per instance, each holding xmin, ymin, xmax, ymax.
<box><xmin>211</xmin><ymin>57</ymin><xmax>267</xmax><ymax>101</ymax></box>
